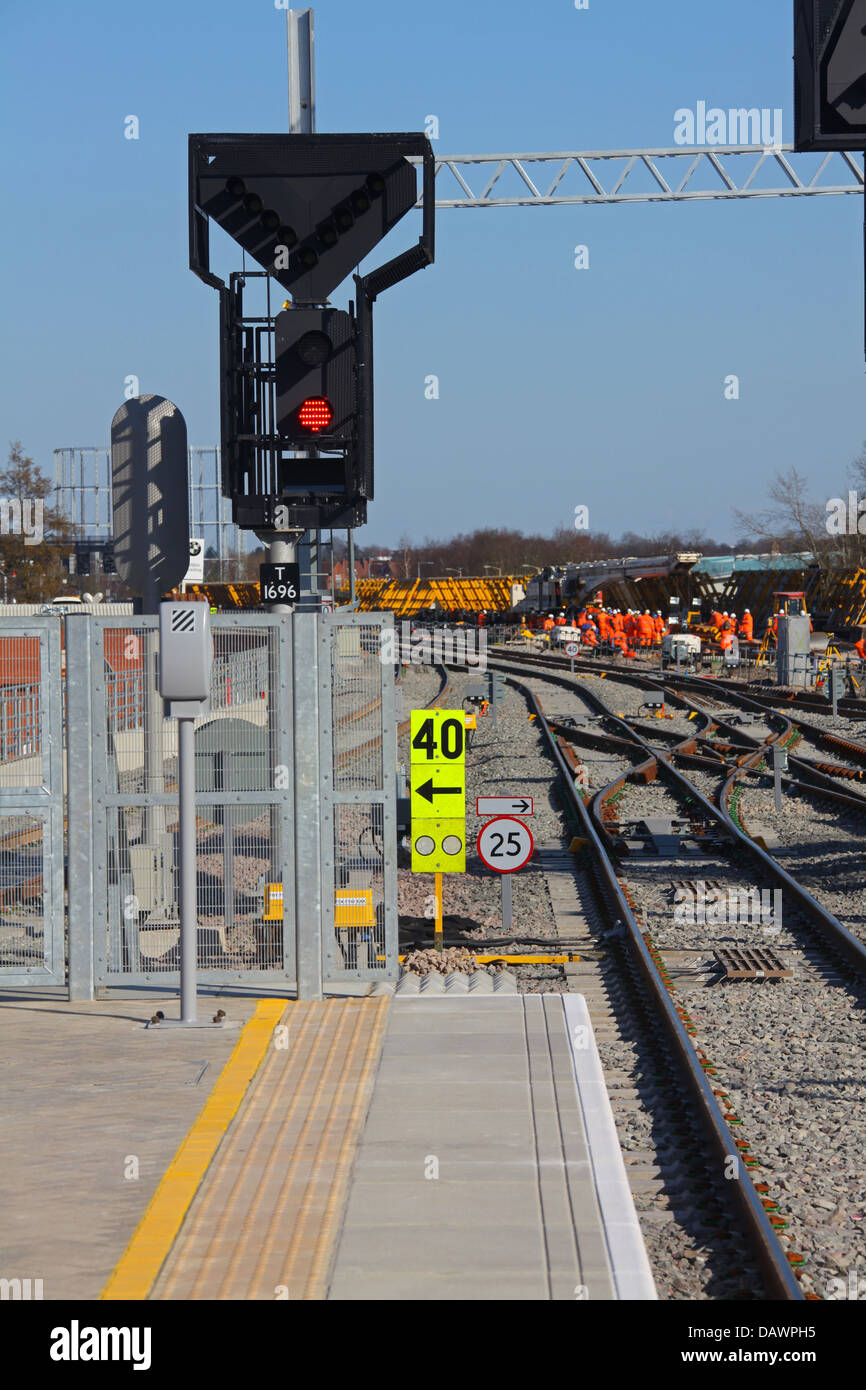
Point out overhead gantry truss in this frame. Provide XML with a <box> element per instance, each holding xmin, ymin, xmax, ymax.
<box><xmin>410</xmin><ymin>146</ymin><xmax>864</xmax><ymax>208</ymax></box>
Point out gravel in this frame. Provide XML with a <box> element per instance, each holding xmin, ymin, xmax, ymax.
<box><xmin>737</xmin><ymin>778</ymin><xmax>866</xmax><ymax>943</ymax></box>
<box><xmin>396</xmin><ymin>666</ymin><xmax>567</xmax><ymax>951</ymax></box>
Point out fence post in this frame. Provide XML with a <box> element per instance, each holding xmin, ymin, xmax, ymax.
<box><xmin>65</xmin><ymin>616</ymin><xmax>95</xmax><ymax>1000</ymax></box>
<box><xmin>292</xmin><ymin>610</ymin><xmax>324</xmax><ymax>999</ymax></box>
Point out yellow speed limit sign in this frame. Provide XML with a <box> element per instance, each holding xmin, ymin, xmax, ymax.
<box><xmin>410</xmin><ymin>709</ymin><xmax>466</xmax><ymax>765</ymax></box>
<box><xmin>410</xmin><ymin>709</ymin><xmax>466</xmax><ymax>873</ymax></box>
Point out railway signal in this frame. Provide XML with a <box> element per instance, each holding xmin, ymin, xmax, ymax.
<box><xmin>110</xmin><ymin>395</ymin><xmax>191</xmax><ymax>609</ymax></box>
<box><xmin>794</xmin><ymin>1</ymin><xmax>866</xmax><ymax>150</ymax></box>
<box><xmin>189</xmin><ymin>131</ymin><xmax>434</xmax><ymax>532</ymax></box>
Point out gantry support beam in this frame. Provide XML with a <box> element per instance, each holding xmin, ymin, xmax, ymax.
<box><xmin>412</xmin><ymin>146</ymin><xmax>864</xmax><ymax>208</ymax></box>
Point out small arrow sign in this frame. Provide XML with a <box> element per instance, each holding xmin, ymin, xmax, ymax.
<box><xmin>476</xmin><ymin>796</ymin><xmax>534</xmax><ymax>817</ymax></box>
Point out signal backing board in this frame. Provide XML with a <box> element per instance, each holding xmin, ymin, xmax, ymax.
<box><xmin>409</xmin><ymin>709</ymin><xmax>466</xmax><ymax>873</ymax></box>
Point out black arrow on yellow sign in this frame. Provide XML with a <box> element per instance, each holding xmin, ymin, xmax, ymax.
<box><xmin>415</xmin><ymin>778</ymin><xmax>463</xmax><ymax>804</ymax></box>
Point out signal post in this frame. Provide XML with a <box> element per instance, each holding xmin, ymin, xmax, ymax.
<box><xmin>187</xmin><ymin>14</ymin><xmax>435</xmax><ymax>995</ymax></box>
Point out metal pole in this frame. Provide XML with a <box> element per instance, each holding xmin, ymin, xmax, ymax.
<box><xmin>280</xmin><ymin>10</ymin><xmax>323</xmax><ymax>999</ymax></box>
<box><xmin>434</xmin><ymin>872</ymin><xmax>443</xmax><ymax>951</ymax></box>
<box><xmin>178</xmin><ymin>716</ymin><xmax>198</xmax><ymax>1022</ymax></box>
<box><xmin>501</xmin><ymin>873</ymin><xmax>512</xmax><ymax>931</ymax></box>
<box><xmin>287</xmin><ymin>7</ymin><xmax>315</xmax><ymax>130</ymax></box>
<box><xmin>293</xmin><ymin>610</ymin><xmax>323</xmax><ymax>998</ymax></box>
<box><xmin>265</xmin><ymin>535</ymin><xmax>298</xmax><ymax>615</ymax></box>
<box><xmin>348</xmin><ymin>529</ymin><xmax>356</xmax><ymax>606</ymax></box>
<box><xmin>772</xmin><ymin>744</ymin><xmax>785</xmax><ymax>814</ymax></box>
<box><xmin>287</xmin><ymin>8</ymin><xmax>319</xmax><ymax>597</ymax></box>
<box><xmin>141</xmin><ymin>601</ymin><xmax>164</xmax><ymax>851</ymax></box>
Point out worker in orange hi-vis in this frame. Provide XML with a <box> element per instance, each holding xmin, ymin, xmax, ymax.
<box><xmin>637</xmin><ymin>611</ymin><xmax>652</xmax><ymax>648</ymax></box>
<box><xmin>711</xmin><ymin>609</ymin><xmax>723</xmax><ymax>630</ymax></box>
<box><xmin>652</xmin><ymin>611</ymin><xmax>665</xmax><ymax>643</ymax></box>
<box><xmin>611</xmin><ymin>610</ymin><xmax>625</xmax><ymax>636</ymax></box>
<box><xmin>555</xmin><ymin>611</ymin><xmax>567</xmax><ymax>626</ymax></box>
<box><xmin>738</xmin><ymin>609</ymin><xmax>753</xmax><ymax>641</ymax></box>
<box><xmin>854</xmin><ymin>635</ymin><xmax>866</xmax><ymax>661</ymax></box>
<box><xmin>719</xmin><ymin>628</ymin><xmax>734</xmax><ymax>653</ymax></box>
<box><xmin>477</xmin><ymin>610</ymin><xmax>487</xmax><ymax>626</ymax></box>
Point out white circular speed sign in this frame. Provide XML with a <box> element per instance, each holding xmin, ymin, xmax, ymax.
<box><xmin>477</xmin><ymin>817</ymin><xmax>534</xmax><ymax>874</ymax></box>
<box><xmin>564</xmin><ymin>642</ymin><xmax>579</xmax><ymax>657</ymax></box>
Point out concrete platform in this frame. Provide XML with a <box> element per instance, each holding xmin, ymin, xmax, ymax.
<box><xmin>327</xmin><ymin>992</ymin><xmax>656</xmax><ymax>1300</ymax></box>
<box><xmin>0</xmin><ymin>990</ymin><xmax>267</xmax><ymax>1300</ymax></box>
<box><xmin>0</xmin><ymin>987</ymin><xmax>655</xmax><ymax>1302</ymax></box>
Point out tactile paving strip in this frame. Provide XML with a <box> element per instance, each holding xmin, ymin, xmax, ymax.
<box><xmin>152</xmin><ymin>997</ymin><xmax>388</xmax><ymax>1301</ymax></box>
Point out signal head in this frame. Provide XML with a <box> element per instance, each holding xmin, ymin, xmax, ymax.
<box><xmin>297</xmin><ymin>397</ymin><xmax>334</xmax><ymax>433</ymax></box>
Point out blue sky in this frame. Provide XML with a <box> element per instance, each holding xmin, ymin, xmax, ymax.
<box><xmin>1</xmin><ymin>0</ymin><xmax>864</xmax><ymax>549</ymax></box>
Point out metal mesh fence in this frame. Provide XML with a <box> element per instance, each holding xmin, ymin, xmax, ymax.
<box><xmin>327</xmin><ymin>619</ymin><xmax>394</xmax><ymax>977</ymax></box>
<box><xmin>332</xmin><ymin>623</ymin><xmax>384</xmax><ymax>793</ymax></box>
<box><xmin>332</xmin><ymin>802</ymin><xmax>386</xmax><ymax>972</ymax></box>
<box><xmin>0</xmin><ymin>812</ymin><xmax>45</xmax><ymax>968</ymax></box>
<box><xmin>104</xmin><ymin>800</ymin><xmax>283</xmax><ymax>974</ymax></box>
<box><xmin>0</xmin><ymin>636</ymin><xmax>43</xmax><ymax>785</ymax></box>
<box><xmin>99</xmin><ymin>619</ymin><xmax>287</xmax><ymax>978</ymax></box>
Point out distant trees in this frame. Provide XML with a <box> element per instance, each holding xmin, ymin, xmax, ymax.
<box><xmin>0</xmin><ymin>443</ymin><xmax>76</xmax><ymax>602</ymax></box>
<box><xmin>356</xmin><ymin>524</ymin><xmax>744</xmax><ymax>578</ymax></box>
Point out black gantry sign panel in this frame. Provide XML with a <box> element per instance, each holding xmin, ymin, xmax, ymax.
<box><xmin>190</xmin><ymin>134</ymin><xmax>422</xmax><ymax>302</ymax></box>
<box><xmin>795</xmin><ymin>0</ymin><xmax>866</xmax><ymax>149</ymax></box>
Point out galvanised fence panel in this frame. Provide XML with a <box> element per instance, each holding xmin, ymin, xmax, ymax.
<box><xmin>85</xmin><ymin>614</ymin><xmax>294</xmax><ymax>989</ymax></box>
<box><xmin>320</xmin><ymin>612</ymin><xmax>398</xmax><ymax>983</ymax></box>
<box><xmin>0</xmin><ymin>618</ymin><xmax>65</xmax><ymax>985</ymax></box>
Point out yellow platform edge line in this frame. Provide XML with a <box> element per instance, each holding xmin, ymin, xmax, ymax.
<box><xmin>100</xmin><ymin>997</ymin><xmax>286</xmax><ymax>1301</ymax></box>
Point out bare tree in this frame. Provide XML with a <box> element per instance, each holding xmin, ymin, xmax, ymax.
<box><xmin>732</xmin><ymin>467</ymin><xmax>832</xmax><ymax>572</ymax></box>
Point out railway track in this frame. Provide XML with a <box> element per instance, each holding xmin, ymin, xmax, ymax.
<box><xmin>470</xmin><ymin>648</ymin><xmax>866</xmax><ymax>1299</ymax></box>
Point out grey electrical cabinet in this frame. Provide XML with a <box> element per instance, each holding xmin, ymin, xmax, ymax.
<box><xmin>159</xmin><ymin>602</ymin><xmax>213</xmax><ymax>703</ymax></box>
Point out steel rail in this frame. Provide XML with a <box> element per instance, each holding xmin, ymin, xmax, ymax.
<box><xmin>493</xmin><ymin>662</ymin><xmax>804</xmax><ymax>1300</ymax></box>
<box><xmin>493</xmin><ymin>651</ymin><xmax>866</xmax><ymax>976</ymax></box>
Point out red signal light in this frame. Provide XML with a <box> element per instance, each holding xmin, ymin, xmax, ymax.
<box><xmin>297</xmin><ymin>397</ymin><xmax>333</xmax><ymax>433</ymax></box>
